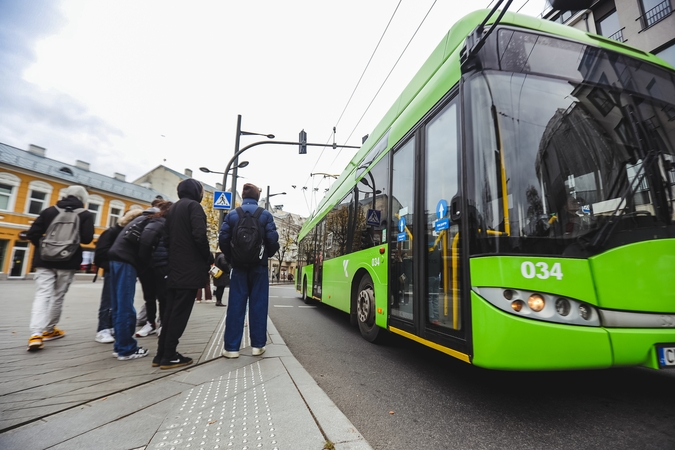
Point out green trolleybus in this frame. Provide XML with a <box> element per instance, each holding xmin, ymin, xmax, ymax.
<box><xmin>295</xmin><ymin>9</ymin><xmax>675</xmax><ymax>370</ymax></box>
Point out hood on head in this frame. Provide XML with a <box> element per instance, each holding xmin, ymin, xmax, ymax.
<box><xmin>118</xmin><ymin>209</ymin><xmax>143</xmax><ymax>227</ymax></box>
<box><xmin>64</xmin><ymin>185</ymin><xmax>89</xmax><ymax>206</ymax></box>
<box><xmin>177</xmin><ymin>178</ymin><xmax>203</xmax><ymax>202</ymax></box>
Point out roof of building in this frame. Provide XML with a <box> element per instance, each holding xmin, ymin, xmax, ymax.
<box><xmin>143</xmin><ymin>165</ymin><xmax>218</xmax><ymax>192</ymax></box>
<box><xmin>0</xmin><ymin>142</ymin><xmax>163</xmax><ymax>202</ymax></box>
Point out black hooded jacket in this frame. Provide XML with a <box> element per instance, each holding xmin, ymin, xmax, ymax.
<box><xmin>164</xmin><ymin>179</ymin><xmax>213</xmax><ymax>289</ymax></box>
<box><xmin>26</xmin><ymin>196</ymin><xmax>95</xmax><ymax>270</ymax></box>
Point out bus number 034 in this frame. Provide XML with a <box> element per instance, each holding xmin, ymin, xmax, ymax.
<box><xmin>521</xmin><ymin>261</ymin><xmax>563</xmax><ymax>280</ymax></box>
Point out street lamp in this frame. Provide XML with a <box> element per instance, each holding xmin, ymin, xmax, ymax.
<box><xmin>232</xmin><ymin>115</ymin><xmax>274</xmax><ymax>210</ymax></box>
<box><xmin>199</xmin><ymin>161</ymin><xmax>249</xmax><ymax>175</ymax></box>
<box><xmin>265</xmin><ymin>186</ymin><xmax>286</xmax><ymax>211</ymax></box>
<box><xmin>310</xmin><ymin>172</ymin><xmax>339</xmax><ymax>179</ymax></box>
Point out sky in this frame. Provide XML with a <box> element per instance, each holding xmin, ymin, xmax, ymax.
<box><xmin>0</xmin><ymin>0</ymin><xmax>551</xmax><ymax>217</ymax></box>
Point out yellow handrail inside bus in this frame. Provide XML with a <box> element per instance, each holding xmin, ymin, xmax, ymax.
<box><xmin>443</xmin><ymin>230</ymin><xmax>449</xmax><ymax>317</ymax></box>
<box><xmin>452</xmin><ymin>232</ymin><xmax>460</xmax><ymax>330</ymax></box>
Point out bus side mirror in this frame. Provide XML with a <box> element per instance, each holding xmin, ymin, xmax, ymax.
<box><xmin>450</xmin><ymin>194</ymin><xmax>462</xmax><ymax>223</ymax></box>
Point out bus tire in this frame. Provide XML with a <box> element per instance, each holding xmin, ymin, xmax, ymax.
<box><xmin>356</xmin><ymin>273</ymin><xmax>381</xmax><ymax>342</ymax></box>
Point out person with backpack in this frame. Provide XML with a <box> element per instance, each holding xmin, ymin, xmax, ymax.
<box><xmin>138</xmin><ymin>200</ymin><xmax>173</xmax><ymax>336</ymax></box>
<box><xmin>107</xmin><ymin>210</ymin><xmax>154</xmax><ymax>361</ymax></box>
<box><xmin>26</xmin><ymin>185</ymin><xmax>95</xmax><ymax>351</ymax></box>
<box><xmin>154</xmin><ymin>178</ymin><xmax>212</xmax><ymax>369</ymax></box>
<box><xmin>93</xmin><ymin>208</ymin><xmax>143</xmax><ymax>344</ymax></box>
<box><xmin>219</xmin><ymin>183</ymin><xmax>279</xmax><ymax>359</ymax></box>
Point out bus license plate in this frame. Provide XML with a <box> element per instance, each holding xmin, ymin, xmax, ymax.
<box><xmin>657</xmin><ymin>345</ymin><xmax>675</xmax><ymax>368</ymax></box>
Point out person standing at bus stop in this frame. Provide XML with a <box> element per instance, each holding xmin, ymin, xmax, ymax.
<box><xmin>26</xmin><ymin>185</ymin><xmax>94</xmax><ymax>351</ymax></box>
<box><xmin>219</xmin><ymin>183</ymin><xmax>279</xmax><ymax>358</ymax></box>
<box><xmin>154</xmin><ymin>178</ymin><xmax>212</xmax><ymax>369</ymax></box>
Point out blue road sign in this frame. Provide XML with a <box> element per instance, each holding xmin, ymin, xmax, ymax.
<box><xmin>398</xmin><ymin>217</ymin><xmax>406</xmax><ymax>233</ymax></box>
<box><xmin>213</xmin><ymin>191</ymin><xmax>232</xmax><ymax>210</ymax></box>
<box><xmin>436</xmin><ymin>199</ymin><xmax>448</xmax><ymax>220</ymax></box>
<box><xmin>366</xmin><ymin>209</ymin><xmax>381</xmax><ymax>226</ymax></box>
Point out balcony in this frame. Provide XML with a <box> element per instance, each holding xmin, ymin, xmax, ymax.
<box><xmin>637</xmin><ymin>0</ymin><xmax>672</xmax><ymax>30</ymax></box>
<box><xmin>607</xmin><ymin>27</ymin><xmax>626</xmax><ymax>42</ymax></box>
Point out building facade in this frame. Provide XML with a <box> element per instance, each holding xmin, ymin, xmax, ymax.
<box><xmin>545</xmin><ymin>0</ymin><xmax>675</xmax><ymax>67</ymax></box>
<box><xmin>0</xmin><ymin>142</ymin><xmax>161</xmax><ymax>279</ymax></box>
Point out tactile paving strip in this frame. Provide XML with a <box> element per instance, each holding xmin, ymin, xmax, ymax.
<box><xmin>153</xmin><ymin>362</ymin><xmax>278</xmax><ymax>449</ymax></box>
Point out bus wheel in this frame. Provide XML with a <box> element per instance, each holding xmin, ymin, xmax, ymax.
<box><xmin>356</xmin><ymin>274</ymin><xmax>380</xmax><ymax>342</ymax></box>
<box><xmin>302</xmin><ymin>278</ymin><xmax>311</xmax><ymax>304</ymax></box>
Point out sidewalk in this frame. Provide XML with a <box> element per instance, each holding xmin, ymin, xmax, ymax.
<box><xmin>0</xmin><ymin>279</ymin><xmax>372</xmax><ymax>450</ymax></box>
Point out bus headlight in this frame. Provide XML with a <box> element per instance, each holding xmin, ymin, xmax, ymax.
<box><xmin>579</xmin><ymin>304</ymin><xmax>592</xmax><ymax>320</ymax></box>
<box><xmin>555</xmin><ymin>298</ymin><xmax>571</xmax><ymax>316</ymax></box>
<box><xmin>528</xmin><ymin>294</ymin><xmax>545</xmax><ymax>312</ymax></box>
<box><xmin>475</xmin><ymin>287</ymin><xmax>600</xmax><ymax>327</ymax></box>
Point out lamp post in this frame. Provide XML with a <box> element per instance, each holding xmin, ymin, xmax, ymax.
<box><xmin>199</xmin><ymin>160</ymin><xmax>250</xmax><ymax>176</ymax></box>
<box><xmin>232</xmin><ymin>115</ymin><xmax>274</xmax><ymax>209</ymax></box>
<box><xmin>265</xmin><ymin>186</ymin><xmax>286</xmax><ymax>211</ymax></box>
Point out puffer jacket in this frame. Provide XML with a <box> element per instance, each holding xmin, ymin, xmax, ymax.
<box><xmin>164</xmin><ymin>178</ymin><xmax>213</xmax><ymax>289</ymax></box>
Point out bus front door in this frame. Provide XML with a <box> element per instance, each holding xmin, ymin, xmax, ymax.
<box><xmin>389</xmin><ymin>96</ymin><xmax>468</xmax><ymax>354</ymax></box>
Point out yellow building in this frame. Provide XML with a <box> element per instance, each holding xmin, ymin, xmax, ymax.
<box><xmin>0</xmin><ymin>142</ymin><xmax>162</xmax><ymax>279</ymax></box>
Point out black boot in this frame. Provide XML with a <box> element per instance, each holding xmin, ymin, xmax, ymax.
<box><xmin>215</xmin><ymin>301</ymin><xmax>225</xmax><ymax>307</ymax></box>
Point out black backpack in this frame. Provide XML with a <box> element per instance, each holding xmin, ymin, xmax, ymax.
<box><xmin>123</xmin><ymin>215</ymin><xmax>151</xmax><ymax>246</ymax></box>
<box><xmin>230</xmin><ymin>206</ymin><xmax>265</xmax><ymax>269</ymax></box>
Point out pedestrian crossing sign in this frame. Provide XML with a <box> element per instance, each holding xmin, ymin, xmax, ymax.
<box><xmin>213</xmin><ymin>191</ymin><xmax>232</xmax><ymax>210</ymax></box>
<box><xmin>366</xmin><ymin>209</ymin><xmax>381</xmax><ymax>226</ymax></box>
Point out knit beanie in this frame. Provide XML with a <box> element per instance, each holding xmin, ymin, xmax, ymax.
<box><xmin>241</xmin><ymin>183</ymin><xmax>261</xmax><ymax>201</ymax></box>
<box><xmin>64</xmin><ymin>185</ymin><xmax>89</xmax><ymax>206</ymax></box>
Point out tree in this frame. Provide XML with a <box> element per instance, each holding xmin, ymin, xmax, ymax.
<box><xmin>273</xmin><ymin>212</ymin><xmax>303</xmax><ymax>275</ymax></box>
<box><xmin>200</xmin><ymin>190</ymin><xmax>220</xmax><ymax>253</ymax></box>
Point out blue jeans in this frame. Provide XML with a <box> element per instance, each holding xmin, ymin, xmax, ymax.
<box><xmin>97</xmin><ymin>274</ymin><xmax>114</xmax><ymax>332</ymax></box>
<box><xmin>224</xmin><ymin>265</ymin><xmax>269</xmax><ymax>351</ymax></box>
<box><xmin>110</xmin><ymin>261</ymin><xmax>139</xmax><ymax>357</ymax></box>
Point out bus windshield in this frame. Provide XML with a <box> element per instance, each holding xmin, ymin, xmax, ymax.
<box><xmin>467</xmin><ymin>29</ymin><xmax>675</xmax><ymax>257</ymax></box>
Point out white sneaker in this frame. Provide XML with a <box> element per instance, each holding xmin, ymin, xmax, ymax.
<box><xmin>222</xmin><ymin>349</ymin><xmax>239</xmax><ymax>359</ymax></box>
<box><xmin>118</xmin><ymin>347</ymin><xmax>149</xmax><ymax>360</ymax></box>
<box><xmin>135</xmin><ymin>322</ymin><xmax>156</xmax><ymax>337</ymax></box>
<box><xmin>156</xmin><ymin>326</ymin><xmax>161</xmax><ymax>337</ymax></box>
<box><xmin>95</xmin><ymin>329</ymin><xmax>114</xmax><ymax>344</ymax></box>
<box><xmin>252</xmin><ymin>347</ymin><xmax>266</xmax><ymax>356</ymax></box>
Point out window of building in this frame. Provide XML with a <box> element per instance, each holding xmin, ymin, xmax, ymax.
<box><xmin>0</xmin><ymin>173</ymin><xmax>20</xmax><ymax>211</ymax></box>
<box><xmin>639</xmin><ymin>0</ymin><xmax>672</xmax><ymax>28</ymax></box>
<box><xmin>25</xmin><ymin>181</ymin><xmax>53</xmax><ymax>215</ymax></box>
<box><xmin>596</xmin><ymin>10</ymin><xmax>621</xmax><ymax>39</ymax></box>
<box><xmin>107</xmin><ymin>200</ymin><xmax>125</xmax><ymax>227</ymax></box>
<box><xmin>88</xmin><ymin>195</ymin><xmax>104</xmax><ymax>226</ymax></box>
<box><xmin>655</xmin><ymin>40</ymin><xmax>675</xmax><ymax>68</ymax></box>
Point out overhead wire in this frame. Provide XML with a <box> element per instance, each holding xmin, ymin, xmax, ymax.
<box><xmin>302</xmin><ymin>0</ymin><xmax>403</xmax><ymax>194</ymax></box>
<box><xmin>328</xmin><ymin>0</ymin><xmax>439</xmax><ymax>168</ymax></box>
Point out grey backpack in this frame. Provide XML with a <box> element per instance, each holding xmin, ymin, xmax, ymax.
<box><xmin>40</xmin><ymin>206</ymin><xmax>85</xmax><ymax>261</ymax></box>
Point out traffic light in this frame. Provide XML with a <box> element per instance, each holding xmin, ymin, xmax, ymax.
<box><xmin>299</xmin><ymin>129</ymin><xmax>307</xmax><ymax>154</ymax></box>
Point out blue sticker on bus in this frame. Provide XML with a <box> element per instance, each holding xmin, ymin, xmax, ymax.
<box><xmin>434</xmin><ymin>218</ymin><xmax>450</xmax><ymax>232</ymax></box>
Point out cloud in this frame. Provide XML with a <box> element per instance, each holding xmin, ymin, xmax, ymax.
<box><xmin>0</xmin><ymin>1</ymin><xmax>122</xmax><ymax>166</ymax></box>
